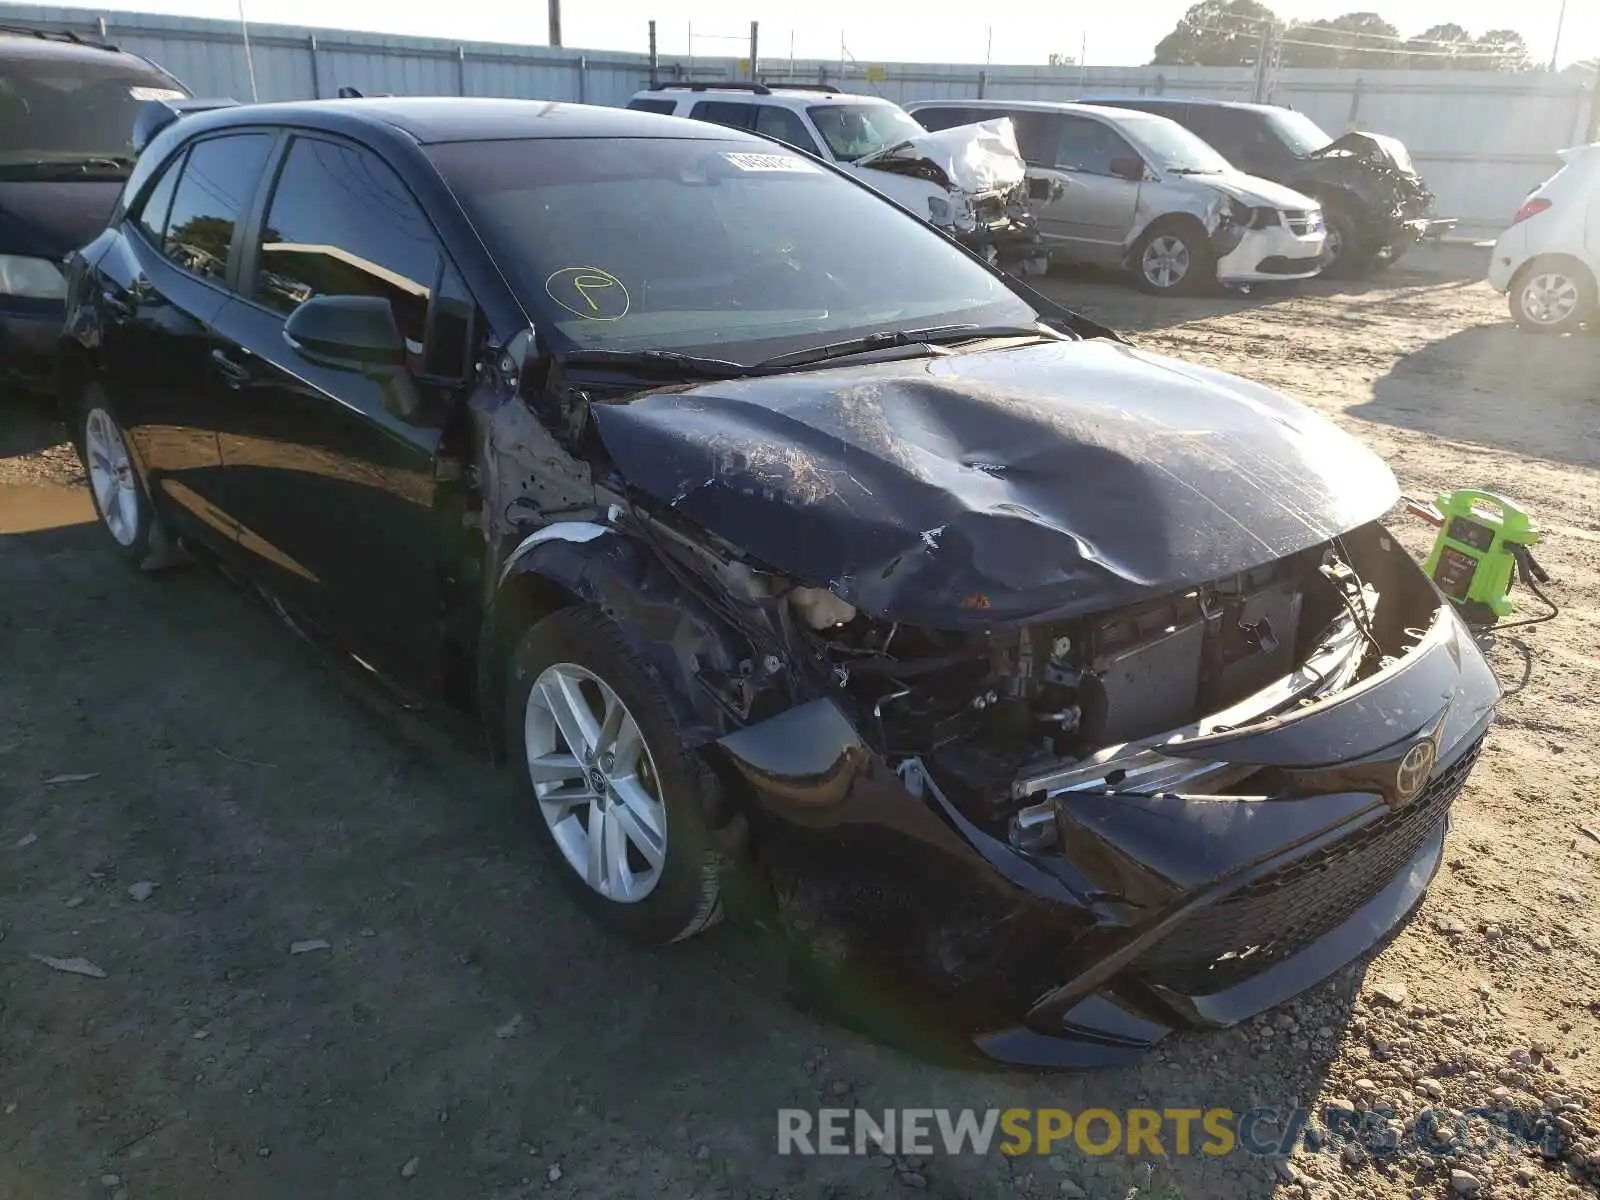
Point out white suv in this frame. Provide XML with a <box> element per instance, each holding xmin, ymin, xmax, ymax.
<box><xmin>626</xmin><ymin>83</ymin><xmax>1044</xmax><ymax>270</ymax></box>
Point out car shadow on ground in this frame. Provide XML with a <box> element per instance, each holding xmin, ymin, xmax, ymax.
<box><xmin>0</xmin><ymin>504</ymin><xmax>1389</xmax><ymax>1198</ymax></box>
<box><xmin>1041</xmin><ymin>242</ymin><xmax>1490</xmax><ymax>336</ymax></box>
<box><xmin>1</xmin><ymin>390</ymin><xmax>67</xmax><ymax>460</ymax></box>
<box><xmin>1353</xmin><ymin>322</ymin><xmax>1600</xmax><ymax>471</ymax></box>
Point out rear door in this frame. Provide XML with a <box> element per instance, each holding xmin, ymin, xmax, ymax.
<box><xmin>94</xmin><ymin>131</ymin><xmax>277</xmax><ymax>549</ymax></box>
<box><xmin>1036</xmin><ymin>115</ymin><xmax>1143</xmax><ymax>261</ymax></box>
<box><xmin>205</xmin><ymin>132</ymin><xmax>475</xmax><ymax>677</ymax></box>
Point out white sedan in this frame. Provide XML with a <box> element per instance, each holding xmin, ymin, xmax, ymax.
<box><xmin>1487</xmin><ymin>142</ymin><xmax>1600</xmax><ymax>333</ymax></box>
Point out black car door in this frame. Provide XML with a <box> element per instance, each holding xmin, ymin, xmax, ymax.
<box><xmin>93</xmin><ymin>132</ymin><xmax>276</xmax><ymax>549</ymax></box>
<box><xmin>205</xmin><ymin>132</ymin><xmax>475</xmax><ymax>680</ymax></box>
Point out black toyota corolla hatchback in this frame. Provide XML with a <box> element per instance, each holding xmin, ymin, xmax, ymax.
<box><xmin>61</xmin><ymin>97</ymin><xmax>1498</xmax><ymax>1068</ymax></box>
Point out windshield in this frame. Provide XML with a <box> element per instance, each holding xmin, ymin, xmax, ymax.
<box><xmin>428</xmin><ymin>137</ymin><xmax>1037</xmax><ymax>364</ymax></box>
<box><xmin>1116</xmin><ymin>113</ymin><xmax>1233</xmax><ymax>175</ymax></box>
<box><xmin>0</xmin><ymin>56</ymin><xmax>186</xmax><ymax>175</ymax></box>
<box><xmin>1262</xmin><ymin>108</ymin><xmax>1332</xmax><ymax>158</ymax></box>
<box><xmin>807</xmin><ymin>103</ymin><xmax>927</xmax><ymax>162</ymax></box>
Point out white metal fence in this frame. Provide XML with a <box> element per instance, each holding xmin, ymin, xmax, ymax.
<box><xmin>6</xmin><ymin>3</ymin><xmax>1596</xmax><ymax>234</ymax></box>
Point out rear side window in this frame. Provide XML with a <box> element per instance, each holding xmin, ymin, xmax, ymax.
<box><xmin>690</xmin><ymin>100</ymin><xmax>756</xmax><ymax>130</ymax></box>
<box><xmin>753</xmin><ymin>106</ymin><xmax>820</xmax><ymax>155</ymax></box>
<box><xmin>162</xmin><ymin>133</ymin><xmax>274</xmax><ymax>282</ymax></box>
<box><xmin>1184</xmin><ymin>107</ymin><xmax>1247</xmax><ymax>161</ymax></box>
<box><xmin>910</xmin><ymin>106</ymin><xmax>984</xmax><ymax>132</ymax></box>
<box><xmin>134</xmin><ymin>149</ymin><xmax>185</xmax><ymax>246</ymax></box>
<box><xmin>627</xmin><ymin>97</ymin><xmax>677</xmax><ymax>114</ymax></box>
<box><xmin>253</xmin><ymin>136</ymin><xmax>442</xmax><ymax>350</ymax></box>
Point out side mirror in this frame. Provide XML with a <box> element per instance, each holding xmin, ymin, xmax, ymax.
<box><xmin>1109</xmin><ymin>155</ymin><xmax>1146</xmax><ymax>182</ymax></box>
<box><xmin>283</xmin><ymin>294</ymin><xmax>421</xmax><ymax>420</ymax></box>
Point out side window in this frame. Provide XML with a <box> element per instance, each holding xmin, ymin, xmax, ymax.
<box><xmin>911</xmin><ymin>106</ymin><xmax>982</xmax><ymax>133</ymax></box>
<box><xmin>1054</xmin><ymin>117</ymin><xmax>1137</xmax><ymax>176</ymax></box>
<box><xmin>133</xmin><ymin>148</ymin><xmax>186</xmax><ymax>247</ymax></box>
<box><xmin>689</xmin><ymin>100</ymin><xmax>756</xmax><ymax>130</ymax></box>
<box><xmin>1186</xmin><ymin>109</ymin><xmax>1245</xmax><ymax>163</ymax></box>
<box><xmin>626</xmin><ymin>98</ymin><xmax>677</xmax><ymax>114</ymax></box>
<box><xmin>753</xmin><ymin>106</ymin><xmax>820</xmax><ymax>155</ymax></box>
<box><xmin>1009</xmin><ymin>113</ymin><xmax>1061</xmax><ymax>165</ymax></box>
<box><xmin>162</xmin><ymin>133</ymin><xmax>274</xmax><ymax>282</ymax></box>
<box><xmin>254</xmin><ymin>136</ymin><xmax>440</xmax><ymax>351</ymax></box>
<box><xmin>423</xmin><ymin>262</ymin><xmax>474</xmax><ymax>380</ymax></box>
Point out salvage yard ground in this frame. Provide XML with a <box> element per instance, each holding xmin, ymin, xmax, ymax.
<box><xmin>3</xmin><ymin>249</ymin><xmax>1599</xmax><ymax>1200</ymax></box>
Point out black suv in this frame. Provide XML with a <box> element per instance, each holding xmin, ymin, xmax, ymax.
<box><xmin>1084</xmin><ymin>97</ymin><xmax>1451</xmax><ymax>276</ymax></box>
<box><xmin>59</xmin><ymin>97</ymin><xmax>1494</xmax><ymax>1068</ymax></box>
<box><xmin>0</xmin><ymin>25</ymin><xmax>186</xmax><ymax>393</ymax></box>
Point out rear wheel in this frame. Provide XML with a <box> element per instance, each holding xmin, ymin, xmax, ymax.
<box><xmin>1132</xmin><ymin>220</ymin><xmax>1214</xmax><ymax>296</ymax></box>
<box><xmin>1509</xmin><ymin>258</ymin><xmax>1596</xmax><ymax>334</ymax></box>
<box><xmin>505</xmin><ymin>607</ymin><xmax>725</xmax><ymax>944</ymax></box>
<box><xmin>73</xmin><ymin>383</ymin><xmax>181</xmax><ymax>571</ymax></box>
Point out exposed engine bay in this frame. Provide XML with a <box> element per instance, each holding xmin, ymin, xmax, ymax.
<box><xmin>627</xmin><ymin>501</ymin><xmax>1414</xmax><ymax>839</ymax></box>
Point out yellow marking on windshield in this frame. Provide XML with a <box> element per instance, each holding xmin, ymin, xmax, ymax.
<box><xmin>545</xmin><ymin>266</ymin><xmax>631</xmax><ymax>321</ymax></box>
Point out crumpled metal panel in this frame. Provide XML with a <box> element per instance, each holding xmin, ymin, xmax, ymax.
<box><xmin>592</xmin><ymin>338</ymin><xmax>1398</xmax><ymax>629</ymax></box>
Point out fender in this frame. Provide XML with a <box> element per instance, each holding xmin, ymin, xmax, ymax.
<box><xmin>485</xmin><ymin>522</ymin><xmax>752</xmax><ymax>753</ymax></box>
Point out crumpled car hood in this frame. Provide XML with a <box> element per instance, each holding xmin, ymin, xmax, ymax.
<box><xmin>1199</xmin><ymin>171</ymin><xmax>1321</xmax><ymax>212</ymax></box>
<box><xmin>856</xmin><ymin>118</ymin><xmax>1027</xmax><ymax>197</ymax></box>
<box><xmin>1314</xmin><ymin>130</ymin><xmax>1417</xmax><ymax>177</ymax></box>
<box><xmin>591</xmin><ymin>340</ymin><xmax>1398</xmax><ymax>630</ymax></box>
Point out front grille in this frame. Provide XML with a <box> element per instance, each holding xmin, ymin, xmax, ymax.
<box><xmin>1255</xmin><ymin>254</ymin><xmax>1323</xmax><ymax>275</ymax></box>
<box><xmin>1136</xmin><ymin>736</ymin><xmax>1483</xmax><ymax>995</ymax></box>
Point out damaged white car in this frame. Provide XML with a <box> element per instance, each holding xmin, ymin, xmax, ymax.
<box><xmin>628</xmin><ymin>83</ymin><xmax>1046</xmax><ymax>271</ymax></box>
<box><xmin>910</xmin><ymin>98</ymin><xmax>1327</xmax><ymax>294</ymax></box>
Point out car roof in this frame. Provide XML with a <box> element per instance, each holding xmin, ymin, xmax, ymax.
<box><xmin>178</xmin><ymin>96</ymin><xmax>759</xmax><ymax>145</ymax></box>
<box><xmin>1082</xmin><ymin>96</ymin><xmax>1273</xmax><ymax>113</ymax></box>
<box><xmin>905</xmin><ymin>98</ymin><xmax>1166</xmax><ymax>121</ymax></box>
<box><xmin>0</xmin><ymin>25</ymin><xmax>158</xmax><ymax>69</ymax></box>
<box><xmin>635</xmin><ymin>83</ymin><xmax>898</xmax><ymax>108</ymax></box>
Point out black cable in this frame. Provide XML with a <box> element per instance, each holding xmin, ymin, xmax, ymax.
<box><xmin>1487</xmin><ymin>552</ymin><xmax>1560</xmax><ymax>632</ymax></box>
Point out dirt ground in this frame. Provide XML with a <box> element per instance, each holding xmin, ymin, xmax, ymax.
<box><xmin>3</xmin><ymin>249</ymin><xmax>1598</xmax><ymax>1200</ymax></box>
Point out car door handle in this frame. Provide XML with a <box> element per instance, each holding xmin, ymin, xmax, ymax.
<box><xmin>211</xmin><ymin>348</ymin><xmax>251</xmax><ymax>387</ymax></box>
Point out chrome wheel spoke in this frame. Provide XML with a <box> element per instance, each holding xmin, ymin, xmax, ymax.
<box><xmin>610</xmin><ymin>793</ymin><xmax>665</xmax><ymax>869</ymax></box>
<box><xmin>585</xmin><ymin>801</ymin><xmax>608</xmax><ymax>893</ymax></box>
<box><xmin>537</xmin><ymin>780</ymin><xmax>593</xmax><ymax>818</ymax></box>
<box><xmin>604</xmin><ymin>808</ymin><xmax>635</xmax><ymax>898</ymax></box>
<box><xmin>526</xmin><ymin>751</ymin><xmax>585</xmax><ymax>784</ymax></box>
<box><xmin>593</xmin><ymin>692</ymin><xmax>625</xmax><ymax>755</ymax></box>
<box><xmin>539</xmin><ymin>670</ymin><xmax>599</xmax><ymax>759</ymax></box>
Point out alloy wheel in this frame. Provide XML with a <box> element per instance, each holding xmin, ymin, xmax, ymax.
<box><xmin>84</xmin><ymin>407</ymin><xmax>139</xmax><ymax>547</ymax></box>
<box><xmin>1520</xmin><ymin>272</ymin><xmax>1581</xmax><ymax>327</ymax></box>
<box><xmin>1322</xmin><ymin>223</ymin><xmax>1343</xmax><ymax>268</ymax></box>
<box><xmin>524</xmin><ymin>663</ymin><xmax>667</xmax><ymax>903</ymax></box>
<box><xmin>1141</xmin><ymin>235</ymin><xmax>1191</xmax><ymax>290</ymax></box>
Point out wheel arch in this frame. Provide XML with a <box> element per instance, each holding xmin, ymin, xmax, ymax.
<box><xmin>1124</xmin><ymin>210</ymin><xmax>1209</xmax><ymax>267</ymax></box>
<box><xmin>481</xmin><ymin>526</ymin><xmax>747</xmax><ymax>764</ymax></box>
<box><xmin>1508</xmin><ymin>251</ymin><xmax>1598</xmax><ymax>295</ymax></box>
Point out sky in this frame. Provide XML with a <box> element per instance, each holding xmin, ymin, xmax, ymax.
<box><xmin>18</xmin><ymin>0</ymin><xmax>1600</xmax><ymax>69</ymax></box>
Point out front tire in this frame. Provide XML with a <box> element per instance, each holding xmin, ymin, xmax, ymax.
<box><xmin>1321</xmin><ymin>209</ymin><xmax>1379</xmax><ymax>279</ymax></box>
<box><xmin>1509</xmin><ymin>258</ymin><xmax>1597</xmax><ymax>334</ymax></box>
<box><xmin>505</xmin><ymin>607</ymin><xmax>724</xmax><ymax>945</ymax></box>
<box><xmin>1132</xmin><ymin>220</ymin><xmax>1214</xmax><ymax>296</ymax></box>
<box><xmin>73</xmin><ymin>383</ymin><xmax>180</xmax><ymax>571</ymax></box>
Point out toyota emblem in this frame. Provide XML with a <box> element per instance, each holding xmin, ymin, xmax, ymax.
<box><xmin>1393</xmin><ymin>738</ymin><xmax>1438</xmax><ymax>805</ymax></box>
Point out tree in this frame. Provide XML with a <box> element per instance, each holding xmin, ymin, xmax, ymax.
<box><xmin>1405</xmin><ymin>22</ymin><xmax>1531</xmax><ymax>70</ymax></box>
<box><xmin>1150</xmin><ymin>0</ymin><xmax>1277</xmax><ymax>67</ymax></box>
<box><xmin>1405</xmin><ymin>22</ymin><xmax>1472</xmax><ymax>68</ymax></box>
<box><xmin>1469</xmin><ymin>29</ymin><xmax>1531</xmax><ymax>72</ymax></box>
<box><xmin>1282</xmin><ymin>12</ymin><xmax>1401</xmax><ymax>68</ymax></box>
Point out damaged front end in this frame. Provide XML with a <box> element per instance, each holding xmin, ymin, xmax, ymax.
<box><xmin>575</xmin><ymin>339</ymin><xmax>1499</xmax><ymax>1067</ymax></box>
<box><xmin>1305</xmin><ymin>130</ymin><xmax>1455</xmax><ymax>253</ymax></box>
<box><xmin>854</xmin><ymin>118</ymin><xmax>1047</xmax><ymax>272</ymax></box>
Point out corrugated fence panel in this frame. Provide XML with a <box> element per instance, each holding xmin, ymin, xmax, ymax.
<box><xmin>5</xmin><ymin>4</ymin><xmax>1596</xmax><ymax>232</ymax></box>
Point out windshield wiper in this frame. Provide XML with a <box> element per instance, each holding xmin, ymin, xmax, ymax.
<box><xmin>1166</xmin><ymin>167</ymin><xmax>1222</xmax><ymax>176</ymax></box>
<box><xmin>560</xmin><ymin>347</ymin><xmax>752</xmax><ymax>378</ymax></box>
<box><xmin>753</xmin><ymin>323</ymin><xmax>1055</xmax><ymax>371</ymax></box>
<box><xmin>0</xmin><ymin>155</ymin><xmax>136</xmax><ymax>176</ymax></box>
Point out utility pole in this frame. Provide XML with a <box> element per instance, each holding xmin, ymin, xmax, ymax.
<box><xmin>749</xmin><ymin>21</ymin><xmax>759</xmax><ymax>80</ymax></box>
<box><xmin>237</xmin><ymin>0</ymin><xmax>258</xmax><ymax>101</ymax></box>
<box><xmin>648</xmin><ymin>20</ymin><xmax>658</xmax><ymax>84</ymax></box>
<box><xmin>547</xmin><ymin>0</ymin><xmax>561</xmax><ymax>47</ymax></box>
<box><xmin>1550</xmin><ymin>0</ymin><xmax>1568</xmax><ymax>71</ymax></box>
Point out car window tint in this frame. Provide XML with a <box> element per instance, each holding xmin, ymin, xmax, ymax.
<box><xmin>752</xmin><ymin>105</ymin><xmax>820</xmax><ymax>155</ymax></box>
<box><xmin>423</xmin><ymin>261</ymin><xmax>474</xmax><ymax>379</ymax></box>
<box><xmin>1184</xmin><ymin>108</ymin><xmax>1244</xmax><ymax>161</ymax></box>
<box><xmin>162</xmin><ymin>133</ymin><xmax>273</xmax><ymax>282</ymax></box>
<box><xmin>254</xmin><ymin>136</ymin><xmax>440</xmax><ymax>349</ymax></box>
<box><xmin>1007</xmin><ymin>113</ymin><xmax>1060</xmax><ymax>164</ymax></box>
<box><xmin>910</xmin><ymin>106</ymin><xmax>981</xmax><ymax>132</ymax></box>
<box><xmin>134</xmin><ymin>148</ymin><xmax>185</xmax><ymax>246</ymax></box>
<box><xmin>626</xmin><ymin>98</ymin><xmax>676</xmax><ymax>114</ymax></box>
<box><xmin>689</xmin><ymin>100</ymin><xmax>756</xmax><ymax>129</ymax></box>
<box><xmin>1054</xmin><ymin>117</ymin><xmax>1135</xmax><ymax>176</ymax></box>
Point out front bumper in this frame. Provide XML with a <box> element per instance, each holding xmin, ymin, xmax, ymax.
<box><xmin>1216</xmin><ymin>225</ymin><xmax>1327</xmax><ymax>284</ymax></box>
<box><xmin>0</xmin><ymin>299</ymin><xmax>64</xmax><ymax>393</ymax></box>
<box><xmin>1486</xmin><ymin>223</ymin><xmax>1528</xmax><ymax>293</ymax></box>
<box><xmin>715</xmin><ymin>593</ymin><xmax>1498</xmax><ymax>1068</ymax></box>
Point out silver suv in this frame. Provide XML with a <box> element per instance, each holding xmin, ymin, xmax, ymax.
<box><xmin>907</xmin><ymin>99</ymin><xmax>1326</xmax><ymax>294</ymax></box>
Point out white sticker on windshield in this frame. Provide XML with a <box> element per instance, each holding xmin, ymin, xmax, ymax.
<box><xmin>721</xmin><ymin>152</ymin><xmax>818</xmax><ymax>173</ymax></box>
<box><xmin>129</xmin><ymin>86</ymin><xmax>187</xmax><ymax>102</ymax></box>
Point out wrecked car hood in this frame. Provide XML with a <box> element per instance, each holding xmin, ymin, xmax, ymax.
<box><xmin>855</xmin><ymin>118</ymin><xmax>1027</xmax><ymax>196</ymax></box>
<box><xmin>591</xmin><ymin>341</ymin><xmax>1399</xmax><ymax>630</ymax></box>
<box><xmin>1199</xmin><ymin>171</ymin><xmax>1321</xmax><ymax>212</ymax></box>
<box><xmin>1313</xmin><ymin>130</ymin><xmax>1417</xmax><ymax>177</ymax></box>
